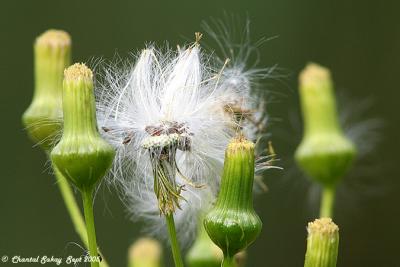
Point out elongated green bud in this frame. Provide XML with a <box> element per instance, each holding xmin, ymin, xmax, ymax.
<box><xmin>204</xmin><ymin>136</ymin><xmax>262</xmax><ymax>261</ymax></box>
<box><xmin>51</xmin><ymin>63</ymin><xmax>115</xmax><ymax>191</ymax></box>
<box><xmin>128</xmin><ymin>238</ymin><xmax>162</xmax><ymax>267</ymax></box>
<box><xmin>304</xmin><ymin>218</ymin><xmax>339</xmax><ymax>267</ymax></box>
<box><xmin>22</xmin><ymin>30</ymin><xmax>71</xmax><ymax>150</ymax></box>
<box><xmin>186</xmin><ymin>222</ymin><xmax>223</xmax><ymax>267</ymax></box>
<box><xmin>295</xmin><ymin>63</ymin><xmax>356</xmax><ymax>186</ymax></box>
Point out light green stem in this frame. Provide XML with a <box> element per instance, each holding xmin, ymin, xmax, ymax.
<box><xmin>165</xmin><ymin>213</ymin><xmax>184</xmax><ymax>267</ymax></box>
<box><xmin>320</xmin><ymin>186</ymin><xmax>336</xmax><ymax>218</ymax></box>
<box><xmin>222</xmin><ymin>256</ymin><xmax>235</xmax><ymax>267</ymax></box>
<box><xmin>82</xmin><ymin>188</ymin><xmax>100</xmax><ymax>267</ymax></box>
<box><xmin>54</xmin><ymin>168</ymin><xmax>88</xmax><ymax>246</ymax></box>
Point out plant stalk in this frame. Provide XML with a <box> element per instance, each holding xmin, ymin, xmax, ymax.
<box><xmin>54</xmin><ymin>167</ymin><xmax>88</xmax><ymax>246</ymax></box>
<box><xmin>82</xmin><ymin>188</ymin><xmax>100</xmax><ymax>267</ymax></box>
<box><xmin>165</xmin><ymin>213</ymin><xmax>184</xmax><ymax>267</ymax></box>
<box><xmin>320</xmin><ymin>186</ymin><xmax>336</xmax><ymax>218</ymax></box>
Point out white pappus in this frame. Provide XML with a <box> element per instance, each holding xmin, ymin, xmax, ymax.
<box><xmin>96</xmin><ymin>40</ymin><xmax>233</xmax><ymax>246</ymax></box>
<box><xmin>95</xmin><ymin>22</ymin><xmax>275</xmax><ymax>246</ymax></box>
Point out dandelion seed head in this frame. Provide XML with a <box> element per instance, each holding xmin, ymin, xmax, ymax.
<box><xmin>96</xmin><ymin>41</ymin><xmax>232</xmax><ymax>242</ymax></box>
<box><xmin>96</xmin><ymin>16</ymin><xmax>276</xmax><ymax>245</ymax></box>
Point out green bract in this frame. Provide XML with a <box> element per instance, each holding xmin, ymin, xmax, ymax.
<box><xmin>22</xmin><ymin>30</ymin><xmax>71</xmax><ymax>151</ymax></box>
<box><xmin>204</xmin><ymin>137</ymin><xmax>262</xmax><ymax>260</ymax></box>
<box><xmin>51</xmin><ymin>63</ymin><xmax>115</xmax><ymax>191</ymax></box>
<box><xmin>295</xmin><ymin>63</ymin><xmax>356</xmax><ymax>186</ymax></box>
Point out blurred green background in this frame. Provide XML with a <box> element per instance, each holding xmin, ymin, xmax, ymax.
<box><xmin>1</xmin><ymin>0</ymin><xmax>399</xmax><ymax>266</ymax></box>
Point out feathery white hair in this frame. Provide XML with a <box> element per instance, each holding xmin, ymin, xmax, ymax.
<box><xmin>96</xmin><ymin>19</ymin><xmax>274</xmax><ymax>246</ymax></box>
<box><xmin>202</xmin><ymin>14</ymin><xmax>276</xmax><ymax>143</ymax></box>
<box><xmin>96</xmin><ymin>43</ymin><xmax>233</xmax><ymax>246</ymax></box>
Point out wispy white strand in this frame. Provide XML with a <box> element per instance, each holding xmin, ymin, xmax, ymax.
<box><xmin>201</xmin><ymin>14</ymin><xmax>275</xmax><ymax>143</ymax></box>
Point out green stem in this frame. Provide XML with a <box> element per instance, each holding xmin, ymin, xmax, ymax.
<box><xmin>320</xmin><ymin>186</ymin><xmax>336</xmax><ymax>218</ymax></box>
<box><xmin>82</xmin><ymin>188</ymin><xmax>100</xmax><ymax>267</ymax></box>
<box><xmin>54</xmin><ymin>167</ymin><xmax>89</xmax><ymax>247</ymax></box>
<box><xmin>222</xmin><ymin>256</ymin><xmax>235</xmax><ymax>267</ymax></box>
<box><xmin>165</xmin><ymin>213</ymin><xmax>184</xmax><ymax>267</ymax></box>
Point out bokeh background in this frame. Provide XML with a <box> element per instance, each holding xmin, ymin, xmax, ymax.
<box><xmin>1</xmin><ymin>0</ymin><xmax>399</xmax><ymax>266</ymax></box>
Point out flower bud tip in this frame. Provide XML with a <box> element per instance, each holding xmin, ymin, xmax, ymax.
<box><xmin>227</xmin><ymin>136</ymin><xmax>255</xmax><ymax>152</ymax></box>
<box><xmin>304</xmin><ymin>217</ymin><xmax>339</xmax><ymax>267</ymax></box>
<box><xmin>35</xmin><ymin>29</ymin><xmax>71</xmax><ymax>48</ymax></box>
<box><xmin>307</xmin><ymin>217</ymin><xmax>339</xmax><ymax>235</ymax></box>
<box><xmin>299</xmin><ymin>63</ymin><xmax>331</xmax><ymax>89</ymax></box>
<box><xmin>64</xmin><ymin>63</ymin><xmax>93</xmax><ymax>82</ymax></box>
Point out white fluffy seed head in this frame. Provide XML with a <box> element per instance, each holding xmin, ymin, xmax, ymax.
<box><xmin>96</xmin><ymin>43</ymin><xmax>233</xmax><ymax>245</ymax></box>
<box><xmin>95</xmin><ymin>18</ymin><xmax>275</xmax><ymax>245</ymax></box>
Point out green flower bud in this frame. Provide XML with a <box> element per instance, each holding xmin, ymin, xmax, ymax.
<box><xmin>51</xmin><ymin>63</ymin><xmax>115</xmax><ymax>191</ymax></box>
<box><xmin>128</xmin><ymin>238</ymin><xmax>163</xmax><ymax>267</ymax></box>
<box><xmin>22</xmin><ymin>30</ymin><xmax>71</xmax><ymax>150</ymax></box>
<box><xmin>295</xmin><ymin>63</ymin><xmax>356</xmax><ymax>186</ymax></box>
<box><xmin>186</xmin><ymin>222</ymin><xmax>223</xmax><ymax>267</ymax></box>
<box><xmin>204</xmin><ymin>137</ymin><xmax>262</xmax><ymax>261</ymax></box>
<box><xmin>304</xmin><ymin>218</ymin><xmax>339</xmax><ymax>267</ymax></box>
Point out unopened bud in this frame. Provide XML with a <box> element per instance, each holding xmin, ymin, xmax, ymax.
<box><xmin>204</xmin><ymin>136</ymin><xmax>262</xmax><ymax>261</ymax></box>
<box><xmin>304</xmin><ymin>218</ymin><xmax>339</xmax><ymax>267</ymax></box>
<box><xmin>295</xmin><ymin>63</ymin><xmax>356</xmax><ymax>186</ymax></box>
<box><xmin>22</xmin><ymin>30</ymin><xmax>71</xmax><ymax>150</ymax></box>
<box><xmin>51</xmin><ymin>63</ymin><xmax>115</xmax><ymax>191</ymax></box>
